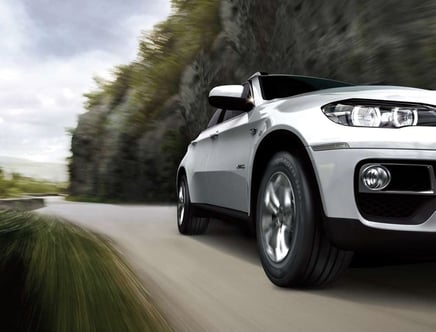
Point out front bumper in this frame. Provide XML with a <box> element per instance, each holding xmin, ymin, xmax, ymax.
<box><xmin>310</xmin><ymin>147</ymin><xmax>436</xmax><ymax>232</ymax></box>
<box><xmin>324</xmin><ymin>217</ymin><xmax>436</xmax><ymax>253</ymax></box>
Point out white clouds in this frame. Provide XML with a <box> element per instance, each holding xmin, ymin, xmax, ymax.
<box><xmin>20</xmin><ymin>0</ymin><xmax>171</xmax><ymax>58</ymax></box>
<box><xmin>0</xmin><ymin>1</ymin><xmax>30</xmax><ymax>61</ymax></box>
<box><xmin>0</xmin><ymin>0</ymin><xmax>171</xmax><ymax>164</ymax></box>
<box><xmin>0</xmin><ymin>69</ymin><xmax>20</xmax><ymax>81</ymax></box>
<box><xmin>62</xmin><ymin>88</ymin><xmax>75</xmax><ymax>100</ymax></box>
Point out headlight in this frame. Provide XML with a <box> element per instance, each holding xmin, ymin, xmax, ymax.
<box><xmin>321</xmin><ymin>99</ymin><xmax>436</xmax><ymax>128</ymax></box>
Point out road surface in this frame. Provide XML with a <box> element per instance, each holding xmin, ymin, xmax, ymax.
<box><xmin>39</xmin><ymin>197</ymin><xmax>436</xmax><ymax>331</ymax></box>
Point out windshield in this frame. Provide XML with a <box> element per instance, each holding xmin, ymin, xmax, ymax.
<box><xmin>259</xmin><ymin>75</ymin><xmax>353</xmax><ymax>100</ymax></box>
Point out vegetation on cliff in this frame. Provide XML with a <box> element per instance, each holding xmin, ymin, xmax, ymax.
<box><xmin>70</xmin><ymin>0</ymin><xmax>221</xmax><ymax>201</ymax></box>
<box><xmin>70</xmin><ymin>0</ymin><xmax>436</xmax><ymax>202</ymax></box>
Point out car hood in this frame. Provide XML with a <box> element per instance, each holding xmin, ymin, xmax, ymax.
<box><xmin>267</xmin><ymin>85</ymin><xmax>436</xmax><ymax>111</ymax></box>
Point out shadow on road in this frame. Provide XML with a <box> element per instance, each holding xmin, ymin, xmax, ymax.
<box><xmin>326</xmin><ymin>262</ymin><xmax>436</xmax><ymax>312</ymax></box>
<box><xmin>195</xmin><ymin>218</ymin><xmax>436</xmax><ymax>310</ymax></box>
<box><xmin>193</xmin><ymin>219</ymin><xmax>260</xmax><ymax>266</ymax></box>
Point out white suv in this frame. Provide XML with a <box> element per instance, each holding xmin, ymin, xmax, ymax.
<box><xmin>177</xmin><ymin>72</ymin><xmax>436</xmax><ymax>287</ymax></box>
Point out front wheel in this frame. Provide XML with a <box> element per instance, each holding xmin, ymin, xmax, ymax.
<box><xmin>177</xmin><ymin>175</ymin><xmax>209</xmax><ymax>235</ymax></box>
<box><xmin>256</xmin><ymin>152</ymin><xmax>353</xmax><ymax>287</ymax></box>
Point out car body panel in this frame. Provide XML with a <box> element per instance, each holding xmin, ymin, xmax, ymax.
<box><xmin>311</xmin><ymin>147</ymin><xmax>436</xmax><ymax>232</ymax></box>
<box><xmin>178</xmin><ymin>74</ymin><xmax>436</xmax><ymax>240</ymax></box>
<box><xmin>184</xmin><ymin>126</ymin><xmax>216</xmax><ymax>205</ymax></box>
<box><xmin>254</xmin><ymin>86</ymin><xmax>436</xmax><ymax>150</ymax></box>
<box><xmin>204</xmin><ymin>112</ymin><xmax>252</xmax><ymax>212</ymax></box>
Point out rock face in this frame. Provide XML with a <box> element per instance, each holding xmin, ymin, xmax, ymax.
<box><xmin>70</xmin><ymin>0</ymin><xmax>436</xmax><ymax>202</ymax></box>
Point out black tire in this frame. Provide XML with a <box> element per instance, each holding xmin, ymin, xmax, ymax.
<box><xmin>256</xmin><ymin>152</ymin><xmax>353</xmax><ymax>287</ymax></box>
<box><xmin>177</xmin><ymin>175</ymin><xmax>209</xmax><ymax>235</ymax></box>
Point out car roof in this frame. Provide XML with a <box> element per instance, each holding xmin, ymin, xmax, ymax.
<box><xmin>248</xmin><ymin>72</ymin><xmax>353</xmax><ymax>86</ymax></box>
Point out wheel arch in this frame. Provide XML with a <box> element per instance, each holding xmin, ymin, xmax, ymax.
<box><xmin>176</xmin><ymin>166</ymin><xmax>187</xmax><ymax>190</ymax></box>
<box><xmin>249</xmin><ymin>129</ymin><xmax>324</xmax><ymax>219</ymax></box>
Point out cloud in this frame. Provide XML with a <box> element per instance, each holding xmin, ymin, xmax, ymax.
<box><xmin>0</xmin><ymin>0</ymin><xmax>171</xmax><ymax>164</ymax></box>
<box><xmin>21</xmin><ymin>0</ymin><xmax>170</xmax><ymax>58</ymax></box>
<box><xmin>0</xmin><ymin>1</ymin><xmax>30</xmax><ymax>63</ymax></box>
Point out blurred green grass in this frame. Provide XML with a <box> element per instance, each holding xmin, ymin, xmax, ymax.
<box><xmin>0</xmin><ymin>210</ymin><xmax>171</xmax><ymax>332</ymax></box>
<box><xmin>0</xmin><ymin>169</ymin><xmax>67</xmax><ymax>198</ymax></box>
<box><xmin>65</xmin><ymin>195</ymin><xmax>122</xmax><ymax>204</ymax></box>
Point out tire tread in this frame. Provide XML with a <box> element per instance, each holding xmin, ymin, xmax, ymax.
<box><xmin>178</xmin><ymin>176</ymin><xmax>209</xmax><ymax>235</ymax></box>
<box><xmin>187</xmin><ymin>216</ymin><xmax>209</xmax><ymax>235</ymax></box>
<box><xmin>302</xmin><ymin>230</ymin><xmax>353</xmax><ymax>287</ymax></box>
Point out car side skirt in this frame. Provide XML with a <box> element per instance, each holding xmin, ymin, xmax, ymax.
<box><xmin>191</xmin><ymin>203</ymin><xmax>251</xmax><ymax>223</ymax></box>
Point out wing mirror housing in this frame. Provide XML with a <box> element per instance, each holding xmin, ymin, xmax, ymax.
<box><xmin>208</xmin><ymin>85</ymin><xmax>254</xmax><ymax>112</ymax></box>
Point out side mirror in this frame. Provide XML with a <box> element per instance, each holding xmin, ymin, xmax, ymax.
<box><xmin>208</xmin><ymin>85</ymin><xmax>254</xmax><ymax>112</ymax></box>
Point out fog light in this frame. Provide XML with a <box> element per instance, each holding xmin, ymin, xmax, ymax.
<box><xmin>361</xmin><ymin>165</ymin><xmax>391</xmax><ymax>191</ymax></box>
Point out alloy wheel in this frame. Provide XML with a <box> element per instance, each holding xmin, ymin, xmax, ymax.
<box><xmin>177</xmin><ymin>184</ymin><xmax>185</xmax><ymax>226</ymax></box>
<box><xmin>260</xmin><ymin>171</ymin><xmax>296</xmax><ymax>263</ymax></box>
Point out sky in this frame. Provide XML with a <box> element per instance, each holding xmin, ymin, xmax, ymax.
<box><xmin>0</xmin><ymin>0</ymin><xmax>171</xmax><ymax>163</ymax></box>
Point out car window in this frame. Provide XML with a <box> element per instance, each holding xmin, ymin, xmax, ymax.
<box><xmin>222</xmin><ymin>110</ymin><xmax>245</xmax><ymax>122</ymax></box>
<box><xmin>207</xmin><ymin>109</ymin><xmax>223</xmax><ymax>128</ymax></box>
<box><xmin>259</xmin><ymin>75</ymin><xmax>353</xmax><ymax>100</ymax></box>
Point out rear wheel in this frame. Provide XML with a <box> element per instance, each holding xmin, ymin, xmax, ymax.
<box><xmin>256</xmin><ymin>152</ymin><xmax>353</xmax><ymax>287</ymax></box>
<box><xmin>177</xmin><ymin>175</ymin><xmax>209</xmax><ymax>235</ymax></box>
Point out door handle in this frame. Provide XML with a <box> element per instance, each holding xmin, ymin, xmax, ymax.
<box><xmin>210</xmin><ymin>131</ymin><xmax>219</xmax><ymax>140</ymax></box>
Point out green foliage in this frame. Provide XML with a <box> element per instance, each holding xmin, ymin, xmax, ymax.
<box><xmin>160</xmin><ymin>128</ymin><xmax>192</xmax><ymax>199</ymax></box>
<box><xmin>71</xmin><ymin>0</ymin><xmax>221</xmax><ymax>202</ymax></box>
<box><xmin>65</xmin><ymin>195</ymin><xmax>122</xmax><ymax>204</ymax></box>
<box><xmin>83</xmin><ymin>77</ymin><xmax>107</xmax><ymax>110</ymax></box>
<box><xmin>84</xmin><ymin>0</ymin><xmax>221</xmax><ymax>130</ymax></box>
<box><xmin>0</xmin><ymin>168</ymin><xmax>67</xmax><ymax>198</ymax></box>
<box><xmin>0</xmin><ymin>210</ymin><xmax>171</xmax><ymax>331</ymax></box>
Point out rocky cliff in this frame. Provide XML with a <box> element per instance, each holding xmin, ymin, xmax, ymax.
<box><xmin>70</xmin><ymin>0</ymin><xmax>436</xmax><ymax>202</ymax></box>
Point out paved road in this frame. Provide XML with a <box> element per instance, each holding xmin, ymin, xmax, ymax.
<box><xmin>40</xmin><ymin>197</ymin><xmax>436</xmax><ymax>332</ymax></box>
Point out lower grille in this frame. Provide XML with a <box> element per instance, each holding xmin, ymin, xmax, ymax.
<box><xmin>357</xmin><ymin>194</ymin><xmax>431</xmax><ymax>217</ymax></box>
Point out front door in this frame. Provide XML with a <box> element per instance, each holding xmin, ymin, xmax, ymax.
<box><xmin>206</xmin><ymin>110</ymin><xmax>255</xmax><ymax>212</ymax></box>
<box><xmin>187</xmin><ymin>109</ymin><xmax>223</xmax><ymax>205</ymax></box>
